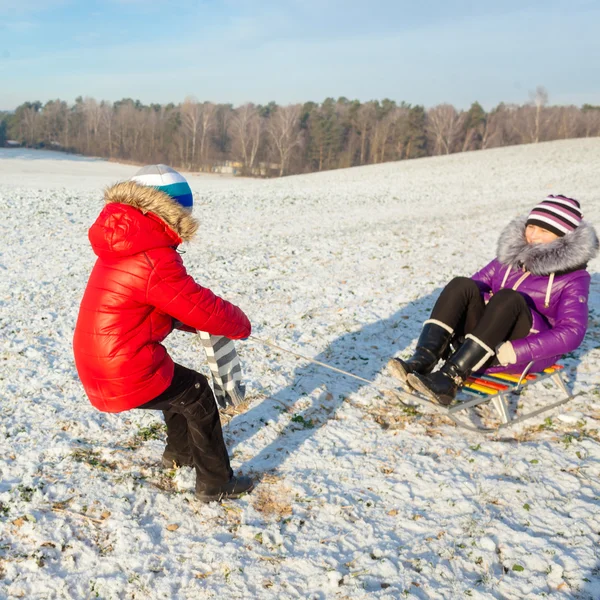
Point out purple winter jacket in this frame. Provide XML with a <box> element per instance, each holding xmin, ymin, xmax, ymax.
<box><xmin>471</xmin><ymin>217</ymin><xmax>598</xmax><ymax>375</ymax></box>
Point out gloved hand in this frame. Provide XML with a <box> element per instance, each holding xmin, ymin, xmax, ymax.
<box><xmin>496</xmin><ymin>341</ymin><xmax>517</xmax><ymax>366</ymax></box>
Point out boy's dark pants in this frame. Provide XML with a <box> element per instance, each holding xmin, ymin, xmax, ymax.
<box><xmin>138</xmin><ymin>364</ymin><xmax>232</xmax><ymax>491</ymax></box>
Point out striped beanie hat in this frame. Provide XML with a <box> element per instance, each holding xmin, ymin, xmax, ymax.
<box><xmin>526</xmin><ymin>194</ymin><xmax>583</xmax><ymax>237</ymax></box>
<box><xmin>131</xmin><ymin>164</ymin><xmax>193</xmax><ymax>210</ymax></box>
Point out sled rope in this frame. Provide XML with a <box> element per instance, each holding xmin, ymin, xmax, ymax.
<box><xmin>246</xmin><ymin>336</ymin><xmax>573</xmax><ymax>431</ymax></box>
<box><xmin>248</xmin><ymin>334</ymin><xmax>400</xmax><ymax>395</ymax></box>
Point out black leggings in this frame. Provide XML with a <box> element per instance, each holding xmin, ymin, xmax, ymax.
<box><xmin>430</xmin><ymin>277</ymin><xmax>533</xmax><ymax>351</ymax></box>
<box><xmin>138</xmin><ymin>364</ymin><xmax>232</xmax><ymax>490</ymax></box>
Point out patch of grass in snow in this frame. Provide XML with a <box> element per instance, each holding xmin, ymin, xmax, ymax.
<box><xmin>136</xmin><ymin>422</ymin><xmax>165</xmax><ymax>441</ymax></box>
<box><xmin>401</xmin><ymin>405</ymin><xmax>421</xmax><ymax>417</ymax></box>
<box><xmin>71</xmin><ymin>448</ymin><xmax>118</xmax><ymax>471</ymax></box>
<box><xmin>290</xmin><ymin>414</ymin><xmax>314</xmax><ymax>429</ymax></box>
<box><xmin>17</xmin><ymin>485</ymin><xmax>36</xmax><ymax>502</ymax></box>
<box><xmin>124</xmin><ymin>422</ymin><xmax>167</xmax><ymax>449</ymax></box>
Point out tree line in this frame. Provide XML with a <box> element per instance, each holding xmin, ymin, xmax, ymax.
<box><xmin>1</xmin><ymin>87</ymin><xmax>599</xmax><ymax>177</ymax></box>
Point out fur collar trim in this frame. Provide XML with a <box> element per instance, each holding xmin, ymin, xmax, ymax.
<box><xmin>497</xmin><ymin>216</ymin><xmax>599</xmax><ymax>275</ymax></box>
<box><xmin>104</xmin><ymin>181</ymin><xmax>198</xmax><ymax>242</ymax></box>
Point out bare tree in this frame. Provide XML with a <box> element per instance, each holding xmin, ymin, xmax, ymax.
<box><xmin>199</xmin><ymin>102</ymin><xmax>216</xmax><ymax>167</ymax></box>
<box><xmin>181</xmin><ymin>97</ymin><xmax>201</xmax><ymax>168</ymax></box>
<box><xmin>582</xmin><ymin>107</ymin><xmax>600</xmax><ymax>137</ymax></box>
<box><xmin>426</xmin><ymin>104</ymin><xmax>462</xmax><ymax>154</ymax></box>
<box><xmin>130</xmin><ymin>107</ymin><xmax>148</xmax><ymax>158</ymax></box>
<box><xmin>112</xmin><ymin>101</ymin><xmax>139</xmax><ymax>159</ymax></box>
<box><xmin>505</xmin><ymin>105</ymin><xmax>530</xmax><ymax>144</ymax></box>
<box><xmin>83</xmin><ymin>97</ymin><xmax>102</xmax><ymax>153</ymax></box>
<box><xmin>530</xmin><ymin>86</ymin><xmax>549</xmax><ymax>143</ymax></box>
<box><xmin>99</xmin><ymin>101</ymin><xmax>114</xmax><ymax>157</ymax></box>
<box><xmin>267</xmin><ymin>104</ymin><xmax>303</xmax><ymax>176</ymax></box>
<box><xmin>146</xmin><ymin>106</ymin><xmax>161</xmax><ymax>160</ymax></box>
<box><xmin>511</xmin><ymin>87</ymin><xmax>550</xmax><ymax>144</ymax></box>
<box><xmin>230</xmin><ymin>103</ymin><xmax>262</xmax><ymax>172</ymax></box>
<box><xmin>352</xmin><ymin>102</ymin><xmax>377</xmax><ymax>165</ymax></box>
<box><xmin>369</xmin><ymin>109</ymin><xmax>397</xmax><ymax>164</ymax></box>
<box><xmin>22</xmin><ymin>106</ymin><xmax>40</xmax><ymax>146</ymax></box>
<box><xmin>556</xmin><ymin>105</ymin><xmax>581</xmax><ymax>139</ymax></box>
<box><xmin>40</xmin><ymin>100</ymin><xmax>68</xmax><ymax>146</ymax></box>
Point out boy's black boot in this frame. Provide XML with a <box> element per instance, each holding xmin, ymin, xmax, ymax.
<box><xmin>407</xmin><ymin>336</ymin><xmax>493</xmax><ymax>406</ymax></box>
<box><xmin>388</xmin><ymin>321</ymin><xmax>453</xmax><ymax>385</ymax></box>
<box><xmin>195</xmin><ymin>475</ymin><xmax>255</xmax><ymax>503</ymax></box>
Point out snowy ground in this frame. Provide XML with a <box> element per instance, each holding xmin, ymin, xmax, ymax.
<box><xmin>1</xmin><ymin>141</ymin><xmax>599</xmax><ymax>599</ymax></box>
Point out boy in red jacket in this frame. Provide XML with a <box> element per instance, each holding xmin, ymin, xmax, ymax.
<box><xmin>73</xmin><ymin>165</ymin><xmax>253</xmax><ymax>502</ymax></box>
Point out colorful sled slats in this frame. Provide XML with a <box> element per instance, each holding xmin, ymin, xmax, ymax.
<box><xmin>488</xmin><ymin>372</ymin><xmax>537</xmax><ymax>383</ymax></box>
<box><xmin>461</xmin><ymin>362</ymin><xmax>567</xmax><ymax>406</ymax></box>
<box><xmin>461</xmin><ymin>386</ymin><xmax>489</xmax><ymax>397</ymax></box>
<box><xmin>468</xmin><ymin>377</ymin><xmax>510</xmax><ymax>391</ymax></box>
<box><xmin>478</xmin><ymin>374</ymin><xmax>518</xmax><ymax>388</ymax></box>
<box><xmin>463</xmin><ymin>381</ymin><xmax>499</xmax><ymax>395</ymax></box>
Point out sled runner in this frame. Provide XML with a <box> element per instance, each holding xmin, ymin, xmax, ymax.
<box><xmin>393</xmin><ymin>363</ymin><xmax>574</xmax><ymax>433</ymax></box>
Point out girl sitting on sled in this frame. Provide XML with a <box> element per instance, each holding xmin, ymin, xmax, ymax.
<box><xmin>389</xmin><ymin>195</ymin><xmax>598</xmax><ymax>406</ymax></box>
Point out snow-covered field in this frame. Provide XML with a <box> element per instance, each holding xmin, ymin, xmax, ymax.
<box><xmin>1</xmin><ymin>140</ymin><xmax>599</xmax><ymax>599</ymax></box>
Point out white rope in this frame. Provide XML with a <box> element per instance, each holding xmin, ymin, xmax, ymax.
<box><xmin>247</xmin><ymin>334</ymin><xmax>408</xmax><ymax>398</ymax></box>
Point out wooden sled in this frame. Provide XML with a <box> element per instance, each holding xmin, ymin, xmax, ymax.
<box><xmin>393</xmin><ymin>363</ymin><xmax>574</xmax><ymax>433</ymax></box>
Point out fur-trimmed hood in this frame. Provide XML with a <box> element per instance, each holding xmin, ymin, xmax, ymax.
<box><xmin>104</xmin><ymin>180</ymin><xmax>198</xmax><ymax>242</ymax></box>
<box><xmin>497</xmin><ymin>216</ymin><xmax>599</xmax><ymax>276</ymax></box>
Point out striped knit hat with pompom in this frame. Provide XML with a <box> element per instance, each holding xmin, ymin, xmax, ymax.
<box><xmin>131</xmin><ymin>164</ymin><xmax>193</xmax><ymax>210</ymax></box>
<box><xmin>526</xmin><ymin>194</ymin><xmax>583</xmax><ymax>237</ymax></box>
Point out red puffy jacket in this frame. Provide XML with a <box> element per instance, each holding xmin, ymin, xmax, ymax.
<box><xmin>73</xmin><ymin>181</ymin><xmax>251</xmax><ymax>412</ymax></box>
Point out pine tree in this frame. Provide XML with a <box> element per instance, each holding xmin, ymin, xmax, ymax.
<box><xmin>462</xmin><ymin>101</ymin><xmax>487</xmax><ymax>151</ymax></box>
<box><xmin>0</xmin><ymin>115</ymin><xmax>7</xmax><ymax>146</ymax></box>
<box><xmin>306</xmin><ymin>98</ymin><xmax>342</xmax><ymax>171</ymax></box>
<box><xmin>404</xmin><ymin>105</ymin><xmax>428</xmax><ymax>158</ymax></box>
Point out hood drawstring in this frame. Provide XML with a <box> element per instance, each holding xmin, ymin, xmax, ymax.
<box><xmin>500</xmin><ymin>266</ymin><xmax>511</xmax><ymax>289</ymax></box>
<box><xmin>544</xmin><ymin>273</ymin><xmax>555</xmax><ymax>308</ymax></box>
<box><xmin>500</xmin><ymin>264</ymin><xmax>555</xmax><ymax>308</ymax></box>
<box><xmin>500</xmin><ymin>265</ymin><xmax>531</xmax><ymax>291</ymax></box>
<box><xmin>512</xmin><ymin>271</ymin><xmax>531</xmax><ymax>291</ymax></box>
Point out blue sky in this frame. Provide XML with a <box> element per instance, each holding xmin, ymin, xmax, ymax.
<box><xmin>1</xmin><ymin>0</ymin><xmax>599</xmax><ymax>111</ymax></box>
